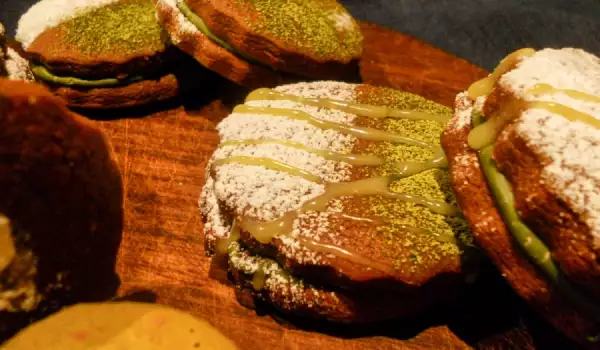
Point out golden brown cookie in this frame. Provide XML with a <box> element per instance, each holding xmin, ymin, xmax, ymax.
<box><xmin>200</xmin><ymin>81</ymin><xmax>477</xmax><ymax>322</ymax></box>
<box><xmin>442</xmin><ymin>48</ymin><xmax>600</xmax><ymax>347</ymax></box>
<box><xmin>0</xmin><ymin>79</ymin><xmax>123</xmax><ymax>338</ymax></box>
<box><xmin>155</xmin><ymin>0</ymin><xmax>362</xmax><ymax>88</ymax></box>
<box><xmin>16</xmin><ymin>0</ymin><xmax>207</xmax><ymax>109</ymax></box>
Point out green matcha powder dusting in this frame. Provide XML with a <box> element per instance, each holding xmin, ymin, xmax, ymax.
<box><xmin>63</xmin><ymin>0</ymin><xmax>166</xmax><ymax>54</ymax></box>
<box><xmin>234</xmin><ymin>0</ymin><xmax>363</xmax><ymax>58</ymax></box>
<box><xmin>355</xmin><ymin>87</ymin><xmax>473</xmax><ymax>270</ymax></box>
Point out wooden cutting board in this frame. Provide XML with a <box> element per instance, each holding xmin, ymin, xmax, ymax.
<box><xmin>90</xmin><ymin>23</ymin><xmax>557</xmax><ymax>349</ymax></box>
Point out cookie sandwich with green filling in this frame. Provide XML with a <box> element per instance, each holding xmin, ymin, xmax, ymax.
<box><xmin>15</xmin><ymin>0</ymin><xmax>208</xmax><ymax>109</ymax></box>
<box><xmin>200</xmin><ymin>81</ymin><xmax>476</xmax><ymax>322</ymax></box>
<box><xmin>0</xmin><ymin>23</ymin><xmax>33</xmax><ymax>81</ymax></box>
<box><xmin>2</xmin><ymin>302</ymin><xmax>238</xmax><ymax>349</ymax></box>
<box><xmin>0</xmin><ymin>79</ymin><xmax>123</xmax><ymax>338</ymax></box>
<box><xmin>442</xmin><ymin>48</ymin><xmax>600</xmax><ymax>347</ymax></box>
<box><xmin>155</xmin><ymin>0</ymin><xmax>363</xmax><ymax>88</ymax></box>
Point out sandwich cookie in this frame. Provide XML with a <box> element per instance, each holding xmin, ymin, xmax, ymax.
<box><xmin>442</xmin><ymin>48</ymin><xmax>600</xmax><ymax>347</ymax></box>
<box><xmin>200</xmin><ymin>81</ymin><xmax>477</xmax><ymax>322</ymax></box>
<box><xmin>1</xmin><ymin>302</ymin><xmax>238</xmax><ymax>349</ymax></box>
<box><xmin>156</xmin><ymin>0</ymin><xmax>363</xmax><ymax>88</ymax></box>
<box><xmin>0</xmin><ymin>80</ymin><xmax>123</xmax><ymax>338</ymax></box>
<box><xmin>0</xmin><ymin>23</ymin><xmax>33</xmax><ymax>81</ymax></box>
<box><xmin>16</xmin><ymin>0</ymin><xmax>208</xmax><ymax>109</ymax></box>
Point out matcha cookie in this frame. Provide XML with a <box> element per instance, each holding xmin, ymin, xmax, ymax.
<box><xmin>200</xmin><ymin>81</ymin><xmax>476</xmax><ymax>322</ymax></box>
<box><xmin>16</xmin><ymin>0</ymin><xmax>209</xmax><ymax>109</ymax></box>
<box><xmin>155</xmin><ymin>0</ymin><xmax>363</xmax><ymax>88</ymax></box>
<box><xmin>443</xmin><ymin>48</ymin><xmax>600</xmax><ymax>347</ymax></box>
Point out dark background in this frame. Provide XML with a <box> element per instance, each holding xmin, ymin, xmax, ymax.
<box><xmin>2</xmin><ymin>0</ymin><xmax>600</xmax><ymax>70</ymax></box>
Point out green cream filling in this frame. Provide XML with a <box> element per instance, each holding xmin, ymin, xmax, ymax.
<box><xmin>31</xmin><ymin>0</ymin><xmax>165</xmax><ymax>88</ymax></box>
<box><xmin>475</xmin><ymin>118</ymin><xmax>600</xmax><ymax>330</ymax></box>
<box><xmin>177</xmin><ymin>1</ymin><xmax>269</xmax><ymax>68</ymax></box>
<box><xmin>32</xmin><ymin>65</ymin><xmax>145</xmax><ymax>88</ymax></box>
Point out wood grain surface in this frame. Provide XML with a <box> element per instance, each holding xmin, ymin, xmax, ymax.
<box><xmin>87</xmin><ymin>23</ymin><xmax>567</xmax><ymax>349</ymax></box>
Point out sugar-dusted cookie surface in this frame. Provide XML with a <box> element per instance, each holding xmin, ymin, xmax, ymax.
<box><xmin>443</xmin><ymin>48</ymin><xmax>600</xmax><ymax>347</ymax></box>
<box><xmin>200</xmin><ymin>81</ymin><xmax>476</xmax><ymax>322</ymax></box>
<box><xmin>16</xmin><ymin>0</ymin><xmax>203</xmax><ymax>109</ymax></box>
<box><xmin>155</xmin><ymin>0</ymin><xmax>362</xmax><ymax>87</ymax></box>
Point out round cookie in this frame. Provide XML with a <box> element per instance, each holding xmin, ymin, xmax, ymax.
<box><xmin>16</xmin><ymin>0</ymin><xmax>208</xmax><ymax>109</ymax></box>
<box><xmin>442</xmin><ymin>48</ymin><xmax>600</xmax><ymax>347</ymax></box>
<box><xmin>200</xmin><ymin>81</ymin><xmax>477</xmax><ymax>322</ymax></box>
<box><xmin>1</xmin><ymin>302</ymin><xmax>238</xmax><ymax>349</ymax></box>
<box><xmin>155</xmin><ymin>0</ymin><xmax>363</xmax><ymax>88</ymax></box>
<box><xmin>0</xmin><ymin>79</ymin><xmax>123</xmax><ymax>338</ymax></box>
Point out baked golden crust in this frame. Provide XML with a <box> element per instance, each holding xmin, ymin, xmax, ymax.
<box><xmin>238</xmin><ymin>197</ymin><xmax>466</xmax><ymax>292</ymax></box>
<box><xmin>156</xmin><ymin>0</ymin><xmax>279</xmax><ymax>88</ymax></box>
<box><xmin>185</xmin><ymin>0</ymin><xmax>361</xmax><ymax>80</ymax></box>
<box><xmin>23</xmin><ymin>0</ymin><xmax>171</xmax><ymax>80</ymax></box>
<box><xmin>482</xmin><ymin>86</ymin><xmax>600</xmax><ymax>300</ymax></box>
<box><xmin>27</xmin><ymin>24</ymin><xmax>169</xmax><ymax>80</ymax></box>
<box><xmin>44</xmin><ymin>51</ymin><xmax>211</xmax><ymax>109</ymax></box>
<box><xmin>228</xmin><ymin>242</ymin><xmax>453</xmax><ymax>323</ymax></box>
<box><xmin>0</xmin><ymin>79</ymin><xmax>123</xmax><ymax>338</ymax></box>
<box><xmin>50</xmin><ymin>73</ymin><xmax>181</xmax><ymax>109</ymax></box>
<box><xmin>202</xmin><ymin>81</ymin><xmax>474</xmax><ymax>322</ymax></box>
<box><xmin>494</xmin><ymin>121</ymin><xmax>600</xmax><ymax>299</ymax></box>
<box><xmin>441</xmin><ymin>93</ymin><xmax>599</xmax><ymax>347</ymax></box>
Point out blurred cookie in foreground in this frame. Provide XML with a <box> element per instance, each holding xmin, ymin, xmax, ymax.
<box><xmin>0</xmin><ymin>23</ymin><xmax>32</xmax><ymax>81</ymax></box>
<box><xmin>1</xmin><ymin>302</ymin><xmax>238</xmax><ymax>349</ymax></box>
<box><xmin>442</xmin><ymin>48</ymin><xmax>600</xmax><ymax>347</ymax></box>
<box><xmin>200</xmin><ymin>81</ymin><xmax>477</xmax><ymax>322</ymax></box>
<box><xmin>156</xmin><ymin>0</ymin><xmax>363</xmax><ymax>88</ymax></box>
<box><xmin>0</xmin><ymin>79</ymin><xmax>123</xmax><ymax>338</ymax></box>
<box><xmin>16</xmin><ymin>0</ymin><xmax>210</xmax><ymax>109</ymax></box>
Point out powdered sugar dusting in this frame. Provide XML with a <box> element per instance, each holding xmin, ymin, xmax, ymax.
<box><xmin>217</xmin><ymin>113</ymin><xmax>353</xmax><ymax>153</ymax></box>
<box><xmin>16</xmin><ymin>0</ymin><xmax>120</xmax><ymax>48</ymax></box>
<box><xmin>213</xmin><ymin>163</ymin><xmax>325</xmax><ymax>221</ymax></box>
<box><xmin>473</xmin><ymin>95</ymin><xmax>487</xmax><ymax>115</ymax></box>
<box><xmin>243</xmin><ymin>81</ymin><xmax>358</xmax><ymax>134</ymax></box>
<box><xmin>200</xmin><ymin>81</ymin><xmax>358</xmax><ymax>247</ymax></box>
<box><xmin>526</xmin><ymin>91</ymin><xmax>600</xmax><ymax>118</ymax></box>
<box><xmin>244</xmin><ymin>100</ymin><xmax>355</xmax><ymax>125</ymax></box>
<box><xmin>501</xmin><ymin>48</ymin><xmax>600</xmax><ymax>98</ymax></box>
<box><xmin>445</xmin><ymin>93</ymin><xmax>483</xmax><ymax>196</ymax></box>
<box><xmin>228</xmin><ymin>241</ymin><xmax>338</xmax><ymax>309</ymax></box>
<box><xmin>155</xmin><ymin>0</ymin><xmax>200</xmax><ymax>45</ymax></box>
<box><xmin>329</xmin><ymin>12</ymin><xmax>355</xmax><ymax>32</ymax></box>
<box><xmin>517</xmin><ymin>109</ymin><xmax>600</xmax><ymax>243</ymax></box>
<box><xmin>198</xmin><ymin>176</ymin><xmax>230</xmax><ymax>242</ymax></box>
<box><xmin>450</xmin><ymin>92</ymin><xmax>473</xmax><ymax>130</ymax></box>
<box><xmin>228</xmin><ymin>242</ymin><xmax>263</xmax><ymax>274</ymax></box>
<box><xmin>213</xmin><ymin>144</ymin><xmax>350</xmax><ymax>183</ymax></box>
<box><xmin>278</xmin><ymin>212</ymin><xmax>343</xmax><ymax>265</ymax></box>
<box><xmin>275</xmin><ymin>81</ymin><xmax>355</xmax><ymax>101</ymax></box>
<box><xmin>495</xmin><ymin>48</ymin><xmax>600</xmax><ymax>242</ymax></box>
<box><xmin>5</xmin><ymin>47</ymin><xmax>33</xmax><ymax>81</ymax></box>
